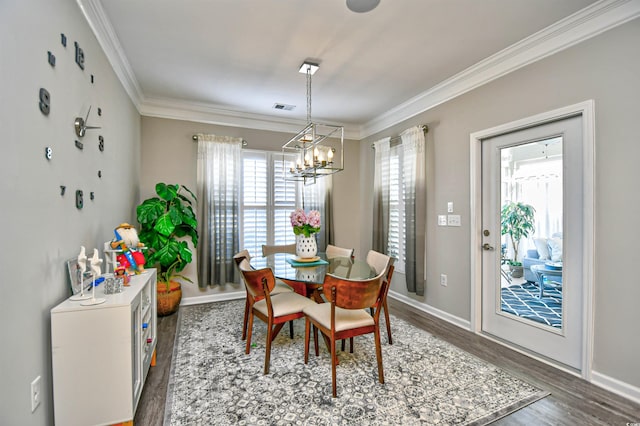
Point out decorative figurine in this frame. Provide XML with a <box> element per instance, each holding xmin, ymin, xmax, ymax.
<box><xmin>110</xmin><ymin>223</ymin><xmax>145</xmax><ymax>274</ymax></box>
<box><xmin>70</xmin><ymin>246</ymin><xmax>91</xmax><ymax>301</ymax></box>
<box><xmin>81</xmin><ymin>248</ymin><xmax>106</xmax><ymax>306</ymax></box>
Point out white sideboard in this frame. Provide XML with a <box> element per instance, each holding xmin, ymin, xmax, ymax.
<box><xmin>51</xmin><ymin>269</ymin><xmax>157</xmax><ymax>426</ymax></box>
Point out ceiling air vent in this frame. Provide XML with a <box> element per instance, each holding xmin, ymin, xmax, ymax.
<box><xmin>273</xmin><ymin>103</ymin><xmax>295</xmax><ymax>111</ymax></box>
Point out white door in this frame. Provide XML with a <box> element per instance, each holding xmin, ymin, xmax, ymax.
<box><xmin>481</xmin><ymin>115</ymin><xmax>584</xmax><ymax>370</ymax></box>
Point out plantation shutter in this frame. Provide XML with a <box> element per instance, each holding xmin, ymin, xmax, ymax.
<box><xmin>241</xmin><ymin>151</ymin><xmax>298</xmax><ymax>258</ymax></box>
<box><xmin>242</xmin><ymin>153</ymin><xmax>268</xmax><ymax>258</ymax></box>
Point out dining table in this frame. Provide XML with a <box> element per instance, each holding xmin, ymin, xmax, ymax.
<box><xmin>249</xmin><ymin>252</ymin><xmax>376</xmax><ymax>302</ymax></box>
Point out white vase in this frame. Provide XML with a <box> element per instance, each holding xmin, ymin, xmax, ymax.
<box><xmin>296</xmin><ymin>234</ymin><xmax>318</xmax><ymax>258</ymax></box>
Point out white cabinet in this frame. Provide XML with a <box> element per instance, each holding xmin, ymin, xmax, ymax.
<box><xmin>51</xmin><ymin>269</ymin><xmax>157</xmax><ymax>426</ymax></box>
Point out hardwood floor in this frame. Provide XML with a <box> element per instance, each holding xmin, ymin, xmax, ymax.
<box><xmin>135</xmin><ymin>299</ymin><xmax>640</xmax><ymax>425</ymax></box>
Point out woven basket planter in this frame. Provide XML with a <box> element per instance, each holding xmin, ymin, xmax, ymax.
<box><xmin>157</xmin><ymin>280</ymin><xmax>182</xmax><ymax>316</ymax></box>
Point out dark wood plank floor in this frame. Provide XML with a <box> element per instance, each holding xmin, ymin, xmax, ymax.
<box><xmin>135</xmin><ymin>299</ymin><xmax>640</xmax><ymax>425</ymax></box>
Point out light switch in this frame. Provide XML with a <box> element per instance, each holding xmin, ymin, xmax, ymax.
<box><xmin>447</xmin><ymin>202</ymin><xmax>454</xmax><ymax>213</ymax></box>
<box><xmin>438</xmin><ymin>215</ymin><xmax>447</xmax><ymax>226</ymax></box>
<box><xmin>447</xmin><ymin>215</ymin><xmax>461</xmax><ymax>226</ymax></box>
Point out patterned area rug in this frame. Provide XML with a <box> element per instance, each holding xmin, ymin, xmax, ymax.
<box><xmin>501</xmin><ymin>282</ymin><xmax>562</xmax><ymax>328</ymax></box>
<box><xmin>164</xmin><ymin>300</ymin><xmax>548</xmax><ymax>425</ymax></box>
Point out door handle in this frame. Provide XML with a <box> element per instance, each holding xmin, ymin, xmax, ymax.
<box><xmin>482</xmin><ymin>243</ymin><xmax>494</xmax><ymax>251</ymax></box>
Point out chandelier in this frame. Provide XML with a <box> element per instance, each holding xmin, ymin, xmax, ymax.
<box><xmin>282</xmin><ymin>61</ymin><xmax>344</xmax><ymax>185</ymax></box>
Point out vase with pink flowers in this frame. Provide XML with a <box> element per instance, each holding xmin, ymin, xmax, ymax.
<box><xmin>290</xmin><ymin>208</ymin><xmax>321</xmax><ymax>258</ymax></box>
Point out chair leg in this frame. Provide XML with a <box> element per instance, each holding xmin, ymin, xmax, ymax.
<box><xmin>245</xmin><ymin>312</ymin><xmax>254</xmax><ymax>355</ymax></box>
<box><xmin>349</xmin><ymin>337</ymin><xmax>354</xmax><ymax>353</ymax></box>
<box><xmin>242</xmin><ymin>298</ymin><xmax>250</xmax><ymax>340</ymax></box>
<box><xmin>383</xmin><ymin>300</ymin><xmax>392</xmax><ymax>345</ymax></box>
<box><xmin>374</xmin><ymin>327</ymin><xmax>385</xmax><ymax>384</ymax></box>
<box><xmin>264</xmin><ymin>320</ymin><xmax>273</xmax><ymax>375</ymax></box>
<box><xmin>304</xmin><ymin>318</ymin><xmax>310</xmax><ymax>364</ymax></box>
<box><xmin>331</xmin><ymin>337</ymin><xmax>338</xmax><ymax>398</ymax></box>
<box><xmin>313</xmin><ymin>325</ymin><xmax>319</xmax><ymax>357</ymax></box>
<box><xmin>289</xmin><ymin>320</ymin><xmax>294</xmax><ymax>339</ymax></box>
<box><xmin>341</xmin><ymin>339</ymin><xmax>345</xmax><ymax>351</ymax></box>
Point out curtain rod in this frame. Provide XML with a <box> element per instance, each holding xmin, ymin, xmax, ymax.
<box><xmin>371</xmin><ymin>124</ymin><xmax>428</xmax><ymax>149</ymax></box>
<box><xmin>192</xmin><ymin>134</ymin><xmax>248</xmax><ymax>146</ymax></box>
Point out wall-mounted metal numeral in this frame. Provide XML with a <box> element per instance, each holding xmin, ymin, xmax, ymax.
<box><xmin>47</xmin><ymin>51</ymin><xmax>56</xmax><ymax>67</ymax></box>
<box><xmin>74</xmin><ymin>41</ymin><xmax>84</xmax><ymax>70</ymax></box>
<box><xmin>61</xmin><ymin>33</ymin><xmax>67</xmax><ymax>47</ymax></box>
<box><xmin>75</xmin><ymin>190</ymin><xmax>83</xmax><ymax>209</ymax></box>
<box><xmin>45</xmin><ymin>147</ymin><xmax>53</xmax><ymax>160</ymax></box>
<box><xmin>98</xmin><ymin>136</ymin><xmax>104</xmax><ymax>152</ymax></box>
<box><xmin>39</xmin><ymin>88</ymin><xmax>50</xmax><ymax>115</ymax></box>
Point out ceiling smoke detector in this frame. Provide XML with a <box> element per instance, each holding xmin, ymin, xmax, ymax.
<box><xmin>346</xmin><ymin>0</ymin><xmax>380</xmax><ymax>13</ymax></box>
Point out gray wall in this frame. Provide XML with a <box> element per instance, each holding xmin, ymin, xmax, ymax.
<box><xmin>139</xmin><ymin>116</ymin><xmax>361</xmax><ymax>300</ymax></box>
<box><xmin>360</xmin><ymin>19</ymin><xmax>640</xmax><ymax>390</ymax></box>
<box><xmin>0</xmin><ymin>1</ymin><xmax>141</xmax><ymax>424</ymax></box>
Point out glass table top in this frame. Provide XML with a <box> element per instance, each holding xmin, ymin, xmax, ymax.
<box><xmin>249</xmin><ymin>252</ymin><xmax>375</xmax><ymax>285</ymax></box>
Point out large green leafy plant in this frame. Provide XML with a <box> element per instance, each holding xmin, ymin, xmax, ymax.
<box><xmin>500</xmin><ymin>201</ymin><xmax>535</xmax><ymax>266</ymax></box>
<box><xmin>136</xmin><ymin>183</ymin><xmax>198</xmax><ymax>288</ymax></box>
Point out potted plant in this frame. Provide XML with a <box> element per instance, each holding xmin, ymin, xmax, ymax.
<box><xmin>500</xmin><ymin>201</ymin><xmax>535</xmax><ymax>278</ymax></box>
<box><xmin>136</xmin><ymin>183</ymin><xmax>198</xmax><ymax>316</ymax></box>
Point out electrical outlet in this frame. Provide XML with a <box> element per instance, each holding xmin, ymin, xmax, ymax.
<box><xmin>31</xmin><ymin>375</ymin><xmax>41</xmax><ymax>412</ymax></box>
<box><xmin>438</xmin><ymin>215</ymin><xmax>447</xmax><ymax>226</ymax></box>
<box><xmin>440</xmin><ymin>274</ymin><xmax>447</xmax><ymax>286</ymax></box>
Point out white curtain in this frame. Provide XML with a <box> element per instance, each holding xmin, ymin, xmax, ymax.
<box><xmin>196</xmin><ymin>134</ymin><xmax>243</xmax><ymax>287</ymax></box>
<box><xmin>400</xmin><ymin>126</ymin><xmax>426</xmax><ymax>296</ymax></box>
<box><xmin>372</xmin><ymin>137</ymin><xmax>391</xmax><ymax>253</ymax></box>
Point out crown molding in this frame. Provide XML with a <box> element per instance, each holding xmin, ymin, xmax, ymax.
<box><xmin>140</xmin><ymin>97</ymin><xmax>361</xmax><ymax>139</ymax></box>
<box><xmin>77</xmin><ymin>0</ymin><xmax>145</xmax><ymax>110</ymax></box>
<box><xmin>79</xmin><ymin>0</ymin><xmax>640</xmax><ymax>141</ymax></box>
<box><xmin>360</xmin><ymin>0</ymin><xmax>640</xmax><ymax>139</ymax></box>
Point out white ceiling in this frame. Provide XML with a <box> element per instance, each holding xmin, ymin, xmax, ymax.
<box><xmin>78</xmin><ymin>0</ymin><xmax>635</xmax><ymax>138</ymax></box>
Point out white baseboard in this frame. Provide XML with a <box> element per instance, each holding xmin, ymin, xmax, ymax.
<box><xmin>591</xmin><ymin>370</ymin><xmax>640</xmax><ymax>405</ymax></box>
<box><xmin>388</xmin><ymin>291</ymin><xmax>471</xmax><ymax>330</ymax></box>
<box><xmin>181</xmin><ymin>291</ymin><xmax>245</xmax><ymax>306</ymax></box>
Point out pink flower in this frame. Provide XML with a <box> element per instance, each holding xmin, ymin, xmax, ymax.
<box><xmin>290</xmin><ymin>208</ymin><xmax>307</xmax><ymax>227</ymax></box>
<box><xmin>290</xmin><ymin>208</ymin><xmax>321</xmax><ymax>237</ymax></box>
<box><xmin>307</xmin><ymin>210</ymin><xmax>321</xmax><ymax>228</ymax></box>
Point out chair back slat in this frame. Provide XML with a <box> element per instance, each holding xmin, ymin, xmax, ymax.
<box><xmin>240</xmin><ymin>267</ymin><xmax>276</xmax><ymax>298</ymax></box>
<box><xmin>323</xmin><ymin>269</ymin><xmax>386</xmax><ymax>310</ymax></box>
<box><xmin>261</xmin><ymin>243</ymin><xmax>296</xmax><ymax>256</ymax></box>
<box><xmin>366</xmin><ymin>249</ymin><xmax>392</xmax><ymax>276</ymax></box>
<box><xmin>325</xmin><ymin>244</ymin><xmax>355</xmax><ymax>259</ymax></box>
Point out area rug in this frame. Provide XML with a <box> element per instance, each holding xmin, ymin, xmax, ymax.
<box><xmin>164</xmin><ymin>300</ymin><xmax>548</xmax><ymax>425</ymax></box>
<box><xmin>501</xmin><ymin>282</ymin><xmax>562</xmax><ymax>328</ymax></box>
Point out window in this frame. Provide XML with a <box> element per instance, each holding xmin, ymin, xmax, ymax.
<box><xmin>241</xmin><ymin>151</ymin><xmax>298</xmax><ymax>258</ymax></box>
<box><xmin>387</xmin><ymin>146</ymin><xmax>406</xmax><ymax>272</ymax></box>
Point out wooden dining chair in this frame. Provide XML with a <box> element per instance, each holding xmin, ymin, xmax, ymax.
<box><xmin>303</xmin><ymin>270</ymin><xmax>387</xmax><ymax>397</ymax></box>
<box><xmin>233</xmin><ymin>250</ymin><xmax>294</xmax><ymax>341</ymax></box>
<box><xmin>261</xmin><ymin>243</ymin><xmax>296</xmax><ymax>256</ymax></box>
<box><xmin>366</xmin><ymin>250</ymin><xmax>395</xmax><ymax>345</ymax></box>
<box><xmin>239</xmin><ymin>265</ymin><xmax>316</xmax><ymax>374</ymax></box>
<box><xmin>325</xmin><ymin>244</ymin><xmax>355</xmax><ymax>259</ymax></box>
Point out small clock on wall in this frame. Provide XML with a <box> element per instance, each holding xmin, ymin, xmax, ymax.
<box><xmin>40</xmin><ymin>33</ymin><xmax>105</xmax><ymax>210</ymax></box>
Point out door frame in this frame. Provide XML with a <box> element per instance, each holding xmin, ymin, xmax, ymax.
<box><xmin>469</xmin><ymin>100</ymin><xmax>595</xmax><ymax>379</ymax></box>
